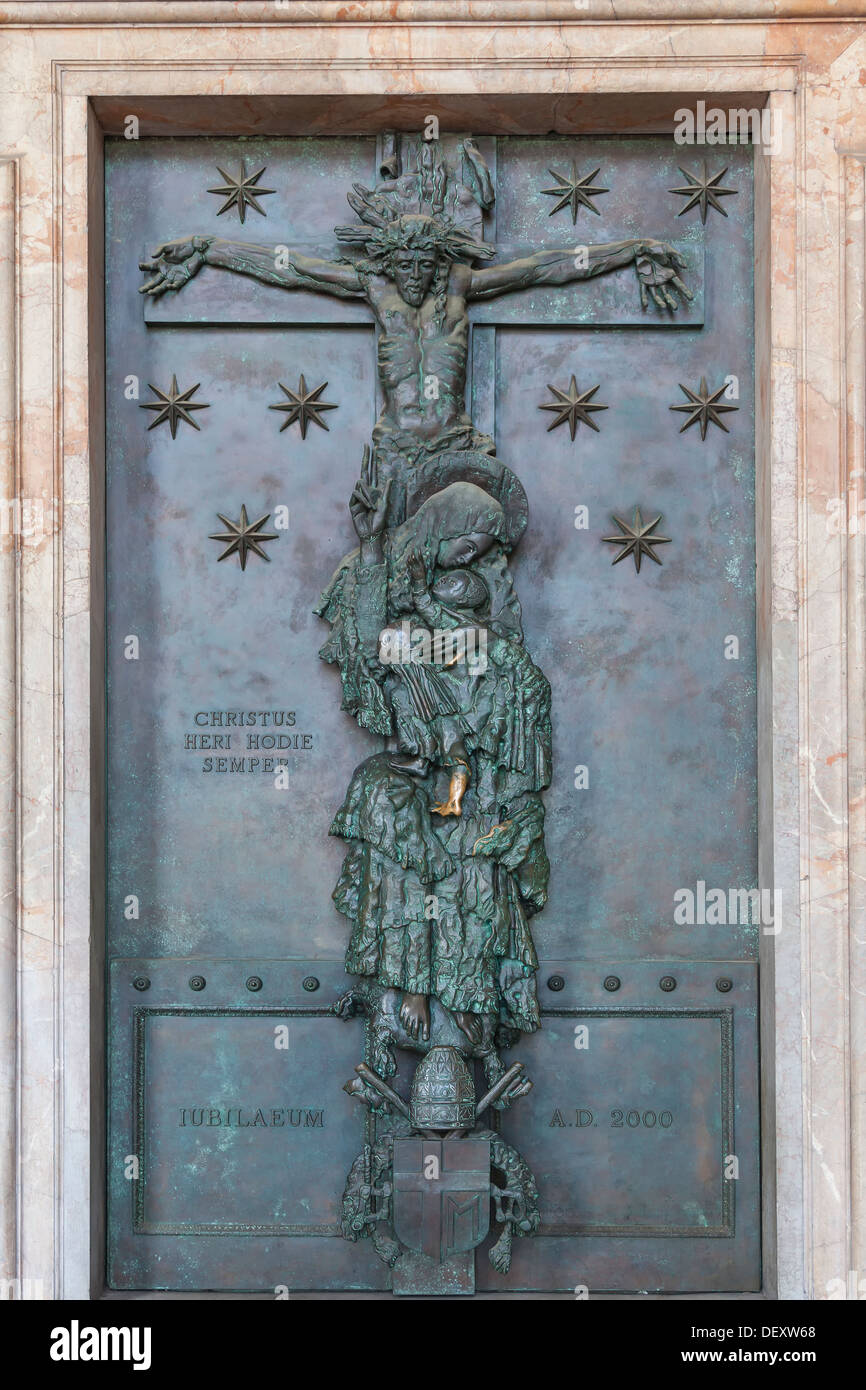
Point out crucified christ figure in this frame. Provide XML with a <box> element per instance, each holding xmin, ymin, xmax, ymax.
<box><xmin>139</xmin><ymin>206</ymin><xmax>690</xmax><ymax>496</ymax></box>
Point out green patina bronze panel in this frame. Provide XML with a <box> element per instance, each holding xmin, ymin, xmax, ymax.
<box><xmin>106</xmin><ymin>130</ymin><xmax>758</xmax><ymax>1294</ymax></box>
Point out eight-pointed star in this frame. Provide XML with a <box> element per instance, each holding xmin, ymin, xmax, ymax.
<box><xmin>670</xmin><ymin>376</ymin><xmax>739</xmax><ymax>439</ymax></box>
<box><xmin>139</xmin><ymin>375</ymin><xmax>210</xmax><ymax>438</ymax></box>
<box><xmin>541</xmin><ymin>164</ymin><xmax>608</xmax><ymax>222</ymax></box>
<box><xmin>209</xmin><ymin>505</ymin><xmax>279</xmax><ymax>571</ymax></box>
<box><xmin>207</xmin><ymin>160</ymin><xmax>275</xmax><ymax>223</ymax></box>
<box><xmin>602</xmin><ymin>508</ymin><xmax>672</xmax><ymax>573</ymax></box>
<box><xmin>669</xmin><ymin>161</ymin><xmax>737</xmax><ymax>224</ymax></box>
<box><xmin>269</xmin><ymin>374</ymin><xmax>338</xmax><ymax>438</ymax></box>
<box><xmin>539</xmin><ymin>376</ymin><xmax>609</xmax><ymax>439</ymax></box>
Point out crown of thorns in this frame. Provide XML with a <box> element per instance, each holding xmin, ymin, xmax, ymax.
<box><xmin>335</xmin><ymin>210</ymin><xmax>494</xmax><ymax>265</ymax></box>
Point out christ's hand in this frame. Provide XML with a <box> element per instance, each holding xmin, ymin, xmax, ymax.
<box><xmin>633</xmin><ymin>240</ymin><xmax>692</xmax><ymax>312</ymax></box>
<box><xmin>139</xmin><ymin>237</ymin><xmax>211</xmax><ymax>296</ymax></box>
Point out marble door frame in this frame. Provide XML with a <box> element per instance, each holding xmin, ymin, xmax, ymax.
<box><xmin>1</xmin><ymin>4</ymin><xmax>864</xmax><ymax>1300</ymax></box>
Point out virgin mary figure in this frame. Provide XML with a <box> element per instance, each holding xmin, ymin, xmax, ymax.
<box><xmin>315</xmin><ymin>478</ymin><xmax>523</xmax><ymax>738</ymax></box>
<box><xmin>316</xmin><ymin>466</ymin><xmax>550</xmax><ymax>1045</ymax></box>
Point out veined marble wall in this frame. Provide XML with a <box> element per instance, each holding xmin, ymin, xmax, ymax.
<box><xmin>1</xmin><ymin>0</ymin><xmax>864</xmax><ymax>1300</ymax></box>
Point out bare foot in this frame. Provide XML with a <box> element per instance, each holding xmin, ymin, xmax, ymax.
<box><xmin>432</xmin><ymin>767</ymin><xmax>468</xmax><ymax>817</ymax></box>
<box><xmin>453</xmin><ymin>1011</ymin><xmax>483</xmax><ymax>1045</ymax></box>
<box><xmin>399</xmin><ymin>992</ymin><xmax>430</xmax><ymax>1041</ymax></box>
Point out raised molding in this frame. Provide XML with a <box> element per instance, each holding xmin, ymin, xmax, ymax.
<box><xmin>0</xmin><ymin>8</ymin><xmax>863</xmax><ymax>1299</ymax></box>
<box><xmin>2</xmin><ymin>2</ymin><xmax>866</xmax><ymax>24</ymax></box>
<box><xmin>0</xmin><ymin>157</ymin><xmax>21</xmax><ymax>1294</ymax></box>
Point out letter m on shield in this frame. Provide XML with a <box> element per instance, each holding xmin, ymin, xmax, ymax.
<box><xmin>392</xmin><ymin>1138</ymin><xmax>491</xmax><ymax>1261</ymax></box>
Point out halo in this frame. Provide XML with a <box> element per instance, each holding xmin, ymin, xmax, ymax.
<box><xmin>404</xmin><ymin>450</ymin><xmax>528</xmax><ymax>549</ymax></box>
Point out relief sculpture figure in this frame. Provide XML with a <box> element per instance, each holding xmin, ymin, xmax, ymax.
<box><xmin>319</xmin><ymin>458</ymin><xmax>550</xmax><ymax>1046</ymax></box>
<box><xmin>139</xmin><ymin>137</ymin><xmax>691</xmax><ymax>523</ymax></box>
<box><xmin>140</xmin><ymin>135</ymin><xmax>692</xmax><ymax>1285</ymax></box>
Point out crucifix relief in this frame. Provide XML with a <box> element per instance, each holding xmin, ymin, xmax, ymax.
<box><xmin>140</xmin><ymin>135</ymin><xmax>693</xmax><ymax>520</ymax></box>
<box><xmin>137</xmin><ymin>134</ymin><xmax>699</xmax><ymax>1288</ymax></box>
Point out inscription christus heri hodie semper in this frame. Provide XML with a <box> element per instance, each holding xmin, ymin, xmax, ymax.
<box><xmin>183</xmin><ymin>709</ymin><xmax>315</xmax><ymax>771</ymax></box>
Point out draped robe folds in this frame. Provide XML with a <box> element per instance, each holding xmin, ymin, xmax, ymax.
<box><xmin>331</xmin><ymin>756</ymin><xmax>547</xmax><ymax>1032</ymax></box>
<box><xmin>382</xmin><ymin>590</ymin><xmax>552</xmax><ymax>811</ymax></box>
<box><xmin>316</xmin><ymin>479</ymin><xmax>550</xmax><ymax>1031</ymax></box>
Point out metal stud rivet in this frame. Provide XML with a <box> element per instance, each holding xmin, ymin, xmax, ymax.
<box><xmin>603</xmin><ymin>975</ymin><xmax>621</xmax><ymax>992</ymax></box>
<box><xmin>659</xmin><ymin>976</ymin><xmax>677</xmax><ymax>992</ymax></box>
<box><xmin>547</xmin><ymin>974</ymin><xmax>565</xmax><ymax>992</ymax></box>
<box><xmin>715</xmin><ymin>977</ymin><xmax>733</xmax><ymax>994</ymax></box>
<box><xmin>246</xmin><ymin>976</ymin><xmax>263</xmax><ymax>992</ymax></box>
<box><xmin>302</xmin><ymin>976</ymin><xmax>320</xmax><ymax>992</ymax></box>
<box><xmin>132</xmin><ymin>976</ymin><xmax>151</xmax><ymax>992</ymax></box>
<box><xmin>189</xmin><ymin>975</ymin><xmax>206</xmax><ymax>992</ymax></box>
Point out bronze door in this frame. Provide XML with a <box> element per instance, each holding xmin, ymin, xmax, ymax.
<box><xmin>106</xmin><ymin>131</ymin><xmax>759</xmax><ymax>1294</ymax></box>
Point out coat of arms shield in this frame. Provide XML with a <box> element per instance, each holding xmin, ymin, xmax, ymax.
<box><xmin>392</xmin><ymin>1137</ymin><xmax>491</xmax><ymax>1262</ymax></box>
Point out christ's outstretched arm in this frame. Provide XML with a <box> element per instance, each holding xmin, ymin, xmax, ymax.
<box><xmin>139</xmin><ymin>236</ymin><xmax>364</xmax><ymax>299</ymax></box>
<box><xmin>468</xmin><ymin>238</ymin><xmax>692</xmax><ymax>312</ymax></box>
